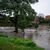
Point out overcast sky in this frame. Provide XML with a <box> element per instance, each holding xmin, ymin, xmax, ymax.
<box><xmin>31</xmin><ymin>0</ymin><xmax>50</xmax><ymax>16</ymax></box>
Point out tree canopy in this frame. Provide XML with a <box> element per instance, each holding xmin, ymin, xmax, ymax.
<box><xmin>0</xmin><ymin>0</ymin><xmax>38</xmax><ymax>32</ymax></box>
<box><xmin>0</xmin><ymin>0</ymin><xmax>38</xmax><ymax>15</ymax></box>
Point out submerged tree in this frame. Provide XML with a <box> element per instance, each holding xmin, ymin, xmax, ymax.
<box><xmin>0</xmin><ymin>0</ymin><xmax>38</xmax><ymax>33</ymax></box>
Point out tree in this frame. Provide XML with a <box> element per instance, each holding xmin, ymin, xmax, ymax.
<box><xmin>38</xmin><ymin>17</ymin><xmax>45</xmax><ymax>24</ymax></box>
<box><xmin>0</xmin><ymin>0</ymin><xmax>38</xmax><ymax>33</ymax></box>
<box><xmin>18</xmin><ymin>15</ymin><xmax>36</xmax><ymax>37</ymax></box>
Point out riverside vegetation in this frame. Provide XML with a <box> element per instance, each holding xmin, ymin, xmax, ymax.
<box><xmin>0</xmin><ymin>36</ymin><xmax>44</xmax><ymax>50</ymax></box>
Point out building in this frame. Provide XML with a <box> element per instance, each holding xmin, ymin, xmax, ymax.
<box><xmin>45</xmin><ymin>15</ymin><xmax>50</xmax><ymax>20</ymax></box>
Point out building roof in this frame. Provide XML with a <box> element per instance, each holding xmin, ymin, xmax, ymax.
<box><xmin>45</xmin><ymin>15</ymin><xmax>50</xmax><ymax>20</ymax></box>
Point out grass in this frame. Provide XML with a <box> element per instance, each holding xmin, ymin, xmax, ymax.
<box><xmin>0</xmin><ymin>37</ymin><xmax>45</xmax><ymax>50</ymax></box>
<box><xmin>0</xmin><ymin>32</ymin><xmax>8</xmax><ymax>37</ymax></box>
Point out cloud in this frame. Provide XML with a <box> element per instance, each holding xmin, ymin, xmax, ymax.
<box><xmin>31</xmin><ymin>0</ymin><xmax>50</xmax><ymax>16</ymax></box>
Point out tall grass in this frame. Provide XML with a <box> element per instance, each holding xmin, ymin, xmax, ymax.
<box><xmin>0</xmin><ymin>37</ymin><xmax>45</xmax><ymax>50</ymax></box>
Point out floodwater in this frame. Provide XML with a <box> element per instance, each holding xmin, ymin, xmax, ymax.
<box><xmin>0</xmin><ymin>27</ymin><xmax>50</xmax><ymax>50</ymax></box>
<box><xmin>33</xmin><ymin>29</ymin><xmax>50</xmax><ymax>50</ymax></box>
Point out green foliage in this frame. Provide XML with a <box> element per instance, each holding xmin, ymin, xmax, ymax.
<box><xmin>18</xmin><ymin>16</ymin><xmax>35</xmax><ymax>29</ymax></box>
<box><xmin>39</xmin><ymin>17</ymin><xmax>45</xmax><ymax>24</ymax></box>
<box><xmin>0</xmin><ymin>16</ymin><xmax>13</xmax><ymax>26</ymax></box>
<box><xmin>33</xmin><ymin>23</ymin><xmax>39</xmax><ymax>29</ymax></box>
<box><xmin>0</xmin><ymin>37</ymin><xmax>44</xmax><ymax>50</ymax></box>
<box><xmin>0</xmin><ymin>35</ymin><xmax>8</xmax><ymax>37</ymax></box>
<box><xmin>38</xmin><ymin>17</ymin><xmax>50</xmax><ymax>25</ymax></box>
<box><xmin>0</xmin><ymin>0</ymin><xmax>38</xmax><ymax>10</ymax></box>
<box><xmin>44</xmin><ymin>19</ymin><xmax>50</xmax><ymax>26</ymax></box>
<box><xmin>0</xmin><ymin>32</ymin><xmax>8</xmax><ymax>37</ymax></box>
<box><xmin>0</xmin><ymin>0</ymin><xmax>38</xmax><ymax>32</ymax></box>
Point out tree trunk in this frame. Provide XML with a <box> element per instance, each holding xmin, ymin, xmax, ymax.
<box><xmin>22</xmin><ymin>29</ymin><xmax>25</xmax><ymax>38</ymax></box>
<box><xmin>14</xmin><ymin>15</ymin><xmax>18</xmax><ymax>33</ymax></box>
